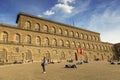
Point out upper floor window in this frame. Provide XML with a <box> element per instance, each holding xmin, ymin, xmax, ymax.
<box><xmin>80</xmin><ymin>33</ymin><xmax>83</xmax><ymax>39</ymax></box>
<box><xmin>64</xmin><ymin>29</ymin><xmax>68</xmax><ymax>36</ymax></box>
<box><xmin>26</xmin><ymin>35</ymin><xmax>31</xmax><ymax>44</ymax></box>
<box><xmin>58</xmin><ymin>28</ymin><xmax>62</xmax><ymax>35</ymax></box>
<box><xmin>84</xmin><ymin>34</ymin><xmax>88</xmax><ymax>40</ymax></box>
<box><xmin>35</xmin><ymin>23</ymin><xmax>40</xmax><ymax>31</ymax></box>
<box><xmin>88</xmin><ymin>35</ymin><xmax>92</xmax><ymax>40</ymax></box>
<box><xmin>75</xmin><ymin>32</ymin><xmax>79</xmax><ymax>38</ymax></box>
<box><xmin>77</xmin><ymin>42</ymin><xmax>81</xmax><ymax>48</ymax></box>
<box><xmin>44</xmin><ymin>37</ymin><xmax>49</xmax><ymax>46</ymax></box>
<box><xmin>52</xmin><ymin>38</ymin><xmax>57</xmax><ymax>47</ymax></box>
<box><xmin>15</xmin><ymin>33</ymin><xmax>20</xmax><ymax>43</ymax></box>
<box><xmin>51</xmin><ymin>27</ymin><xmax>56</xmax><ymax>34</ymax></box>
<box><xmin>2</xmin><ymin>32</ymin><xmax>8</xmax><ymax>43</ymax></box>
<box><xmin>59</xmin><ymin>39</ymin><xmax>64</xmax><ymax>47</ymax></box>
<box><xmin>66</xmin><ymin>40</ymin><xmax>70</xmax><ymax>48</ymax></box>
<box><xmin>71</xmin><ymin>41</ymin><xmax>76</xmax><ymax>48</ymax></box>
<box><xmin>70</xmin><ymin>31</ymin><xmax>74</xmax><ymax>37</ymax></box>
<box><xmin>36</xmin><ymin>36</ymin><xmax>41</xmax><ymax>45</ymax></box>
<box><xmin>25</xmin><ymin>21</ymin><xmax>31</xmax><ymax>30</ymax></box>
<box><xmin>44</xmin><ymin>25</ymin><xmax>48</xmax><ymax>32</ymax></box>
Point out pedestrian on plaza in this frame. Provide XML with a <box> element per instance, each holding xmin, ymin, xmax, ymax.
<box><xmin>41</xmin><ymin>57</ymin><xmax>46</xmax><ymax>73</ymax></box>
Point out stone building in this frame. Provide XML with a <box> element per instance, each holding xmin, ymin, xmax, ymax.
<box><xmin>0</xmin><ymin>13</ymin><xmax>115</xmax><ymax>63</ymax></box>
<box><xmin>114</xmin><ymin>43</ymin><xmax>120</xmax><ymax>60</ymax></box>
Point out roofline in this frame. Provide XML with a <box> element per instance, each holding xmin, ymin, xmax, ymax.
<box><xmin>16</xmin><ymin>12</ymin><xmax>100</xmax><ymax>35</ymax></box>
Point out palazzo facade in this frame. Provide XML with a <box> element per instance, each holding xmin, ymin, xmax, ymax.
<box><xmin>0</xmin><ymin>13</ymin><xmax>115</xmax><ymax>63</ymax></box>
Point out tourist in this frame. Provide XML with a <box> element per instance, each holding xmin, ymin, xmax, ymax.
<box><xmin>41</xmin><ymin>57</ymin><xmax>46</xmax><ymax>73</ymax></box>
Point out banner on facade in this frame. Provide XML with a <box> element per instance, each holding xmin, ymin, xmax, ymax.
<box><xmin>77</xmin><ymin>48</ymin><xmax>81</xmax><ymax>55</ymax></box>
<box><xmin>81</xmin><ymin>49</ymin><xmax>85</xmax><ymax>55</ymax></box>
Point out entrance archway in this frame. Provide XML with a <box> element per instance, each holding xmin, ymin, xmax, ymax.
<box><xmin>25</xmin><ymin>50</ymin><xmax>32</xmax><ymax>61</ymax></box>
<box><xmin>0</xmin><ymin>49</ymin><xmax>7</xmax><ymax>63</ymax></box>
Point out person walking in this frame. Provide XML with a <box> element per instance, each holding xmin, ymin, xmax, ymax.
<box><xmin>41</xmin><ymin>57</ymin><xmax>46</xmax><ymax>73</ymax></box>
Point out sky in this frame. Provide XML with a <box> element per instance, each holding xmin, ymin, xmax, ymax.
<box><xmin>0</xmin><ymin>0</ymin><xmax>120</xmax><ymax>44</ymax></box>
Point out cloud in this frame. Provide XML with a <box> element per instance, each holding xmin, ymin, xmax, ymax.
<box><xmin>43</xmin><ymin>0</ymin><xmax>75</xmax><ymax>16</ymax></box>
<box><xmin>43</xmin><ymin>0</ymin><xmax>90</xmax><ymax>21</ymax></box>
<box><xmin>58</xmin><ymin>0</ymin><xmax>75</xmax><ymax>4</ymax></box>
<box><xmin>87</xmin><ymin>1</ymin><xmax>120</xmax><ymax>43</ymax></box>
<box><xmin>53</xmin><ymin>3</ymin><xmax>74</xmax><ymax>13</ymax></box>
<box><xmin>43</xmin><ymin>10</ymin><xmax>55</xmax><ymax>16</ymax></box>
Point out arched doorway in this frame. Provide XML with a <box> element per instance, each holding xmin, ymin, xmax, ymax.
<box><xmin>75</xmin><ymin>52</ymin><xmax>78</xmax><ymax>61</ymax></box>
<box><xmin>0</xmin><ymin>49</ymin><xmax>7</xmax><ymax>63</ymax></box>
<box><xmin>25</xmin><ymin>50</ymin><xmax>32</xmax><ymax>62</ymax></box>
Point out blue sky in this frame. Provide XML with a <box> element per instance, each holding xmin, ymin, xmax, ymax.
<box><xmin>0</xmin><ymin>0</ymin><xmax>120</xmax><ymax>43</ymax></box>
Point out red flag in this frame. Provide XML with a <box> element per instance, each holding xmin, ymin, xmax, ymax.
<box><xmin>77</xmin><ymin>48</ymin><xmax>81</xmax><ymax>55</ymax></box>
<box><xmin>81</xmin><ymin>49</ymin><xmax>85</xmax><ymax>55</ymax></box>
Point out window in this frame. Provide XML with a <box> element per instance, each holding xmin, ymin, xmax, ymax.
<box><xmin>66</xmin><ymin>40</ymin><xmax>70</xmax><ymax>48</ymax></box>
<box><xmin>2</xmin><ymin>32</ymin><xmax>8</xmax><ymax>43</ymax></box>
<box><xmin>51</xmin><ymin>27</ymin><xmax>56</xmax><ymax>34</ymax></box>
<box><xmin>71</xmin><ymin>41</ymin><xmax>76</xmax><ymax>48</ymax></box>
<box><xmin>35</xmin><ymin>23</ymin><xmax>40</xmax><ymax>31</ymax></box>
<box><xmin>26</xmin><ymin>35</ymin><xmax>31</xmax><ymax>44</ymax></box>
<box><xmin>52</xmin><ymin>38</ymin><xmax>57</xmax><ymax>47</ymax></box>
<box><xmin>77</xmin><ymin>42</ymin><xmax>81</xmax><ymax>48</ymax></box>
<box><xmin>58</xmin><ymin>28</ymin><xmax>62</xmax><ymax>35</ymax></box>
<box><xmin>75</xmin><ymin>32</ymin><xmax>79</xmax><ymax>38</ymax></box>
<box><xmin>70</xmin><ymin>31</ymin><xmax>74</xmax><ymax>37</ymax></box>
<box><xmin>64</xmin><ymin>30</ymin><xmax>68</xmax><ymax>36</ymax></box>
<box><xmin>53</xmin><ymin>50</ymin><xmax>58</xmax><ymax>56</ymax></box>
<box><xmin>61</xmin><ymin>52</ymin><xmax>65</xmax><ymax>59</ymax></box>
<box><xmin>60</xmin><ymin>39</ymin><xmax>64</xmax><ymax>47</ymax></box>
<box><xmin>44</xmin><ymin>25</ymin><xmax>48</xmax><ymax>32</ymax></box>
<box><xmin>80</xmin><ymin>33</ymin><xmax>83</xmax><ymax>39</ymax></box>
<box><xmin>15</xmin><ymin>33</ymin><xmax>20</xmax><ymax>43</ymax></box>
<box><xmin>44</xmin><ymin>37</ymin><xmax>49</xmax><ymax>46</ymax></box>
<box><xmin>36</xmin><ymin>36</ymin><xmax>41</xmax><ymax>45</ymax></box>
<box><xmin>25</xmin><ymin>21</ymin><xmax>31</xmax><ymax>30</ymax></box>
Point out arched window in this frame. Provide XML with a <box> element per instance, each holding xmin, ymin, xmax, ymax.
<box><xmin>92</xmin><ymin>36</ymin><xmax>96</xmax><ymax>41</ymax></box>
<box><xmin>53</xmin><ymin>50</ymin><xmax>58</xmax><ymax>56</ymax></box>
<box><xmin>2</xmin><ymin>31</ymin><xmax>8</xmax><ymax>43</ymax></box>
<box><xmin>84</xmin><ymin>34</ymin><xmax>88</xmax><ymax>40</ymax></box>
<box><xmin>70</xmin><ymin>31</ymin><xmax>74</xmax><ymax>37</ymax></box>
<box><xmin>36</xmin><ymin>36</ymin><xmax>41</xmax><ymax>45</ymax></box>
<box><xmin>81</xmin><ymin>42</ymin><xmax>85</xmax><ymax>48</ymax></box>
<box><xmin>44</xmin><ymin>25</ymin><xmax>48</xmax><ymax>32</ymax></box>
<box><xmin>60</xmin><ymin>39</ymin><xmax>64</xmax><ymax>47</ymax></box>
<box><xmin>25</xmin><ymin>21</ymin><xmax>31</xmax><ymax>29</ymax></box>
<box><xmin>35</xmin><ymin>23</ymin><xmax>40</xmax><ymax>31</ymax></box>
<box><xmin>86</xmin><ymin>43</ymin><xmax>90</xmax><ymax>49</ymax></box>
<box><xmin>58</xmin><ymin>28</ymin><xmax>62</xmax><ymax>35</ymax></box>
<box><xmin>66</xmin><ymin>40</ymin><xmax>70</xmax><ymax>48</ymax></box>
<box><xmin>61</xmin><ymin>52</ymin><xmax>65</xmax><ymax>60</ymax></box>
<box><xmin>71</xmin><ymin>41</ymin><xmax>76</xmax><ymax>48</ymax></box>
<box><xmin>44</xmin><ymin>37</ymin><xmax>49</xmax><ymax>46</ymax></box>
<box><xmin>26</xmin><ymin>35</ymin><xmax>31</xmax><ymax>44</ymax></box>
<box><xmin>51</xmin><ymin>27</ymin><xmax>56</xmax><ymax>34</ymax></box>
<box><xmin>52</xmin><ymin>38</ymin><xmax>57</xmax><ymax>47</ymax></box>
<box><xmin>75</xmin><ymin>32</ymin><xmax>79</xmax><ymax>38</ymax></box>
<box><xmin>15</xmin><ymin>33</ymin><xmax>20</xmax><ymax>43</ymax></box>
<box><xmin>80</xmin><ymin>33</ymin><xmax>83</xmax><ymax>39</ymax></box>
<box><xmin>77</xmin><ymin>42</ymin><xmax>81</xmax><ymax>48</ymax></box>
<box><xmin>88</xmin><ymin>35</ymin><xmax>92</xmax><ymax>40</ymax></box>
<box><xmin>64</xmin><ymin>30</ymin><xmax>68</xmax><ymax>36</ymax></box>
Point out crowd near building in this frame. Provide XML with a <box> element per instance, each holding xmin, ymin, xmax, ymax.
<box><xmin>0</xmin><ymin>13</ymin><xmax>118</xmax><ymax>63</ymax></box>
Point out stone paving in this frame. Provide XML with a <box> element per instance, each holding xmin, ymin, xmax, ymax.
<box><xmin>0</xmin><ymin>61</ymin><xmax>120</xmax><ymax>80</ymax></box>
